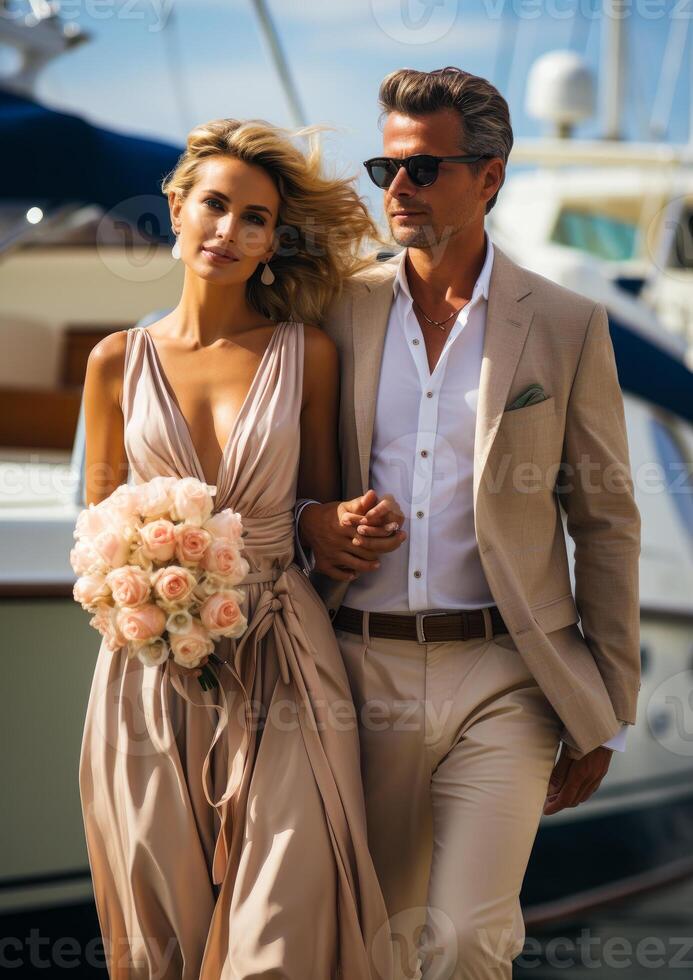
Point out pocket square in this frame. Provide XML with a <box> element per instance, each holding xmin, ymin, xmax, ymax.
<box><xmin>505</xmin><ymin>384</ymin><xmax>549</xmax><ymax>411</ymax></box>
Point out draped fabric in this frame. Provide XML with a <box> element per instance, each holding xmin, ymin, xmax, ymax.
<box><xmin>78</xmin><ymin>322</ymin><xmax>395</xmax><ymax>979</ymax></box>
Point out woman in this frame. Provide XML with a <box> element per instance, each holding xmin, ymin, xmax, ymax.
<box><xmin>78</xmin><ymin>117</ymin><xmax>400</xmax><ymax>979</ymax></box>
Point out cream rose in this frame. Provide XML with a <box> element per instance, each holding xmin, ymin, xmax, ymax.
<box><xmin>130</xmin><ymin>637</ymin><xmax>169</xmax><ymax>667</ymax></box>
<box><xmin>93</xmin><ymin>528</ymin><xmax>130</xmax><ymax>569</ymax></box>
<box><xmin>105</xmin><ymin>484</ymin><xmax>142</xmax><ymax>525</ymax></box>
<box><xmin>139</xmin><ymin>519</ymin><xmax>177</xmax><ymax>562</ymax></box>
<box><xmin>202</xmin><ymin>540</ymin><xmax>249</xmax><ymax>582</ymax></box>
<box><xmin>151</xmin><ymin>565</ymin><xmax>197</xmax><ymax>606</ymax></box>
<box><xmin>90</xmin><ymin>606</ymin><xmax>127</xmax><ymax>652</ymax></box>
<box><xmin>166</xmin><ymin>609</ymin><xmax>194</xmax><ymax>635</ymax></box>
<box><xmin>200</xmin><ymin>591</ymin><xmax>247</xmax><ymax>639</ymax></box>
<box><xmin>105</xmin><ymin>566</ymin><xmax>151</xmax><ymax>607</ymax></box>
<box><xmin>169</xmin><ymin>618</ymin><xmax>215</xmax><ymax>669</ymax></box>
<box><xmin>74</xmin><ymin>573</ymin><xmax>110</xmax><ymax>610</ymax></box>
<box><xmin>203</xmin><ymin>510</ymin><xmax>244</xmax><ymax>548</ymax></box>
<box><xmin>175</xmin><ymin>524</ymin><xmax>211</xmax><ymax>565</ymax></box>
<box><xmin>69</xmin><ymin>538</ymin><xmax>101</xmax><ymax>576</ymax></box>
<box><xmin>116</xmin><ymin>604</ymin><xmax>166</xmax><ymax>644</ymax></box>
<box><xmin>171</xmin><ymin>477</ymin><xmax>215</xmax><ymax>525</ymax></box>
<box><xmin>74</xmin><ymin>500</ymin><xmax>115</xmax><ymax>540</ymax></box>
<box><xmin>138</xmin><ymin>476</ymin><xmax>178</xmax><ymax>520</ymax></box>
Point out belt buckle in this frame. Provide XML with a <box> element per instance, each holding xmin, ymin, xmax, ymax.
<box><xmin>415</xmin><ymin>611</ymin><xmax>447</xmax><ymax>644</ymax></box>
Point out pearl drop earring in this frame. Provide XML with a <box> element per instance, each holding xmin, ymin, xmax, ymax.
<box><xmin>260</xmin><ymin>262</ymin><xmax>275</xmax><ymax>285</ymax></box>
<box><xmin>171</xmin><ymin>235</ymin><xmax>181</xmax><ymax>260</ymax></box>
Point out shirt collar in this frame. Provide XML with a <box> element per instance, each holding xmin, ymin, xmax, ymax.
<box><xmin>392</xmin><ymin>229</ymin><xmax>495</xmax><ymax>304</ymax></box>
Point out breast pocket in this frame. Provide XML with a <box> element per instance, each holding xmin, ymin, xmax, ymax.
<box><xmin>499</xmin><ymin>395</ymin><xmax>556</xmax><ymax>430</ymax></box>
<box><xmin>489</xmin><ymin>396</ymin><xmax>560</xmax><ymax>494</ymax></box>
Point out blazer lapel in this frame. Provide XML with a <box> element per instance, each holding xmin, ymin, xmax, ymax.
<box><xmin>351</xmin><ymin>264</ymin><xmax>398</xmax><ymax>493</ymax></box>
<box><xmin>349</xmin><ymin>244</ymin><xmax>535</xmax><ymax>505</ymax></box>
<box><xmin>473</xmin><ymin>245</ymin><xmax>534</xmax><ymax>515</ymax></box>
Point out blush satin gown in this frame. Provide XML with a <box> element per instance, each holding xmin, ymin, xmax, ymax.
<box><xmin>78</xmin><ymin>321</ymin><xmax>395</xmax><ymax>979</ymax></box>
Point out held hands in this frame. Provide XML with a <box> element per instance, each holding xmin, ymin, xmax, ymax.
<box><xmin>299</xmin><ymin>489</ymin><xmax>407</xmax><ymax>582</ymax></box>
<box><xmin>543</xmin><ymin>744</ymin><xmax>613</xmax><ymax>815</ymax></box>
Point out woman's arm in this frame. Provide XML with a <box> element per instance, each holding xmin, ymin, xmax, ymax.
<box><xmin>83</xmin><ymin>331</ymin><xmax>130</xmax><ymax>507</ymax></box>
<box><xmin>297</xmin><ymin>323</ymin><xmax>341</xmax><ymax>504</ymax></box>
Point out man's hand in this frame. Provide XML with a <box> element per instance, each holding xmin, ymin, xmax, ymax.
<box><xmin>299</xmin><ymin>489</ymin><xmax>407</xmax><ymax>582</ymax></box>
<box><xmin>543</xmin><ymin>745</ymin><xmax>613</xmax><ymax>815</ymax></box>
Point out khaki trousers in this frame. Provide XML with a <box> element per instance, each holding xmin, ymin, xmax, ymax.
<box><xmin>335</xmin><ymin>616</ymin><xmax>563</xmax><ymax>980</ymax></box>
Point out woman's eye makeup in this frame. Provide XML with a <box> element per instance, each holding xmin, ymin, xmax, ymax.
<box><xmin>202</xmin><ymin>199</ymin><xmax>265</xmax><ymax>225</ymax></box>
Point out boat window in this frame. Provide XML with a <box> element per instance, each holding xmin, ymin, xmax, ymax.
<box><xmin>650</xmin><ymin>416</ymin><xmax>693</xmax><ymax>542</ymax></box>
<box><xmin>551</xmin><ymin>207</ymin><xmax>638</xmax><ymax>261</ymax></box>
<box><xmin>665</xmin><ymin>202</ymin><xmax>693</xmax><ymax>270</ymax></box>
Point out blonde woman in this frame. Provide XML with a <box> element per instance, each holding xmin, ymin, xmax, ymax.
<box><xmin>78</xmin><ymin>118</ymin><xmax>400</xmax><ymax>979</ymax></box>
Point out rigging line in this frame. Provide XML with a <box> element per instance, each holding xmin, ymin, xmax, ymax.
<box><xmin>249</xmin><ymin>0</ymin><xmax>306</xmax><ymax>127</ymax></box>
<box><xmin>650</xmin><ymin>13</ymin><xmax>690</xmax><ymax>141</ymax></box>
<box><xmin>160</xmin><ymin>0</ymin><xmax>196</xmax><ymax>138</ymax></box>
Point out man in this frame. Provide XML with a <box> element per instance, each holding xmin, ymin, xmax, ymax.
<box><xmin>296</xmin><ymin>67</ymin><xmax>641</xmax><ymax>978</ymax></box>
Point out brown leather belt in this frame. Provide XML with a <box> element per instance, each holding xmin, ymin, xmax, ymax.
<box><xmin>333</xmin><ymin>604</ymin><xmax>509</xmax><ymax>644</ymax></box>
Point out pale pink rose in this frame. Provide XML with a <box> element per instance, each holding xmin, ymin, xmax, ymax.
<box><xmin>93</xmin><ymin>529</ymin><xmax>130</xmax><ymax>569</ymax></box>
<box><xmin>139</xmin><ymin>519</ymin><xmax>176</xmax><ymax>562</ymax></box>
<box><xmin>90</xmin><ymin>605</ymin><xmax>127</xmax><ymax>652</ymax></box>
<box><xmin>105</xmin><ymin>566</ymin><xmax>151</xmax><ymax>607</ymax></box>
<box><xmin>138</xmin><ymin>476</ymin><xmax>178</xmax><ymax>520</ymax></box>
<box><xmin>169</xmin><ymin>618</ymin><xmax>215</xmax><ymax>669</ymax></box>
<box><xmin>171</xmin><ymin>477</ymin><xmax>215</xmax><ymax>525</ymax></box>
<box><xmin>202</xmin><ymin>540</ymin><xmax>249</xmax><ymax>582</ymax></box>
<box><xmin>69</xmin><ymin>538</ymin><xmax>101</xmax><ymax>576</ymax></box>
<box><xmin>151</xmin><ymin>565</ymin><xmax>197</xmax><ymax>606</ymax></box>
<box><xmin>175</xmin><ymin>524</ymin><xmax>211</xmax><ymax>565</ymax></box>
<box><xmin>203</xmin><ymin>509</ymin><xmax>244</xmax><ymax>548</ymax></box>
<box><xmin>74</xmin><ymin>573</ymin><xmax>110</xmax><ymax>610</ymax></box>
<box><xmin>116</xmin><ymin>603</ymin><xmax>166</xmax><ymax>643</ymax></box>
<box><xmin>200</xmin><ymin>591</ymin><xmax>247</xmax><ymax>639</ymax></box>
<box><xmin>130</xmin><ymin>637</ymin><xmax>169</xmax><ymax>667</ymax></box>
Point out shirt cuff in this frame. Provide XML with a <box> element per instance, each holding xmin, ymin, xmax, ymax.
<box><xmin>294</xmin><ymin>498</ymin><xmax>319</xmax><ymax>576</ymax></box>
<box><xmin>601</xmin><ymin>722</ymin><xmax>629</xmax><ymax>752</ymax></box>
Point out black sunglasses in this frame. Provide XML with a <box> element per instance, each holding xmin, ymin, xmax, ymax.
<box><xmin>363</xmin><ymin>153</ymin><xmax>493</xmax><ymax>189</ymax></box>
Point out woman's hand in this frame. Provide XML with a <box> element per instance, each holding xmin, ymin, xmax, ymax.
<box><xmin>191</xmin><ymin>654</ymin><xmax>210</xmax><ymax>679</ymax></box>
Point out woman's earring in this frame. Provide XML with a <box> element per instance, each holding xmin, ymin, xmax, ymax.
<box><xmin>260</xmin><ymin>262</ymin><xmax>275</xmax><ymax>285</ymax></box>
<box><xmin>171</xmin><ymin>235</ymin><xmax>181</xmax><ymax>260</ymax></box>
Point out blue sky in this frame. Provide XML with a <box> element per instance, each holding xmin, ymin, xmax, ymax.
<box><xmin>32</xmin><ymin>0</ymin><xmax>692</xmax><ymax>211</ymax></box>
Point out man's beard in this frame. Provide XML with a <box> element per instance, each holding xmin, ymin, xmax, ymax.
<box><xmin>388</xmin><ymin>219</ymin><xmax>439</xmax><ymax>250</ymax></box>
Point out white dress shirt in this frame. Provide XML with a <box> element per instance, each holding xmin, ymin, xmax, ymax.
<box><xmin>298</xmin><ymin>231</ymin><xmax>628</xmax><ymax>753</ymax></box>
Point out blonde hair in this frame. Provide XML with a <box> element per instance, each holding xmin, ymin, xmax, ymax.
<box><xmin>161</xmin><ymin>118</ymin><xmax>382</xmax><ymax>323</ymax></box>
<box><xmin>378</xmin><ymin>67</ymin><xmax>513</xmax><ymax>214</ymax></box>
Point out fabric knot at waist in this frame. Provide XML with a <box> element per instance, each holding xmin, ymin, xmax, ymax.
<box><xmin>167</xmin><ymin>556</ymin><xmax>313</xmax><ymax>884</ymax></box>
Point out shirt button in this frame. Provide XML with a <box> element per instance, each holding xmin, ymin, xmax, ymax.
<box><xmin>413</xmin><ymin>570</ymin><xmax>422</xmax><ymax>579</ymax></box>
<box><xmin>412</xmin><ymin>338</ymin><xmax>420</xmax><ymax>346</ymax></box>
<box><xmin>416</xmin><ymin>510</ymin><xmax>424</xmax><ymax>518</ymax></box>
<box><xmin>426</xmin><ymin>391</ymin><xmax>433</xmax><ymax>398</ymax></box>
<box><xmin>420</xmin><ymin>449</ymin><xmax>429</xmax><ymax>458</ymax></box>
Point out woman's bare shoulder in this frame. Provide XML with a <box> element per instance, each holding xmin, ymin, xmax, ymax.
<box><xmin>302</xmin><ymin>322</ymin><xmax>338</xmax><ymax>362</ymax></box>
<box><xmin>85</xmin><ymin>329</ymin><xmax>131</xmax><ymax>394</ymax></box>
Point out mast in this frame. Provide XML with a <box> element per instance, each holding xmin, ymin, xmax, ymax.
<box><xmin>600</xmin><ymin>0</ymin><xmax>625</xmax><ymax>140</ymax></box>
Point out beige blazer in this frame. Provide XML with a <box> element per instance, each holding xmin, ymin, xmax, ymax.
<box><xmin>312</xmin><ymin>242</ymin><xmax>642</xmax><ymax>760</ymax></box>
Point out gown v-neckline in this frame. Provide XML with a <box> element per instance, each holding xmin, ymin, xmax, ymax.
<box><xmin>139</xmin><ymin>323</ymin><xmax>284</xmax><ymax>487</ymax></box>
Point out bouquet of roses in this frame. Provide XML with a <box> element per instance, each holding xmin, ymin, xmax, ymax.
<box><xmin>70</xmin><ymin>476</ymin><xmax>249</xmax><ymax>690</ymax></box>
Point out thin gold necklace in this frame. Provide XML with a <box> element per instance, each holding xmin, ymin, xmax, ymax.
<box><xmin>412</xmin><ymin>298</ymin><xmax>465</xmax><ymax>331</ymax></box>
